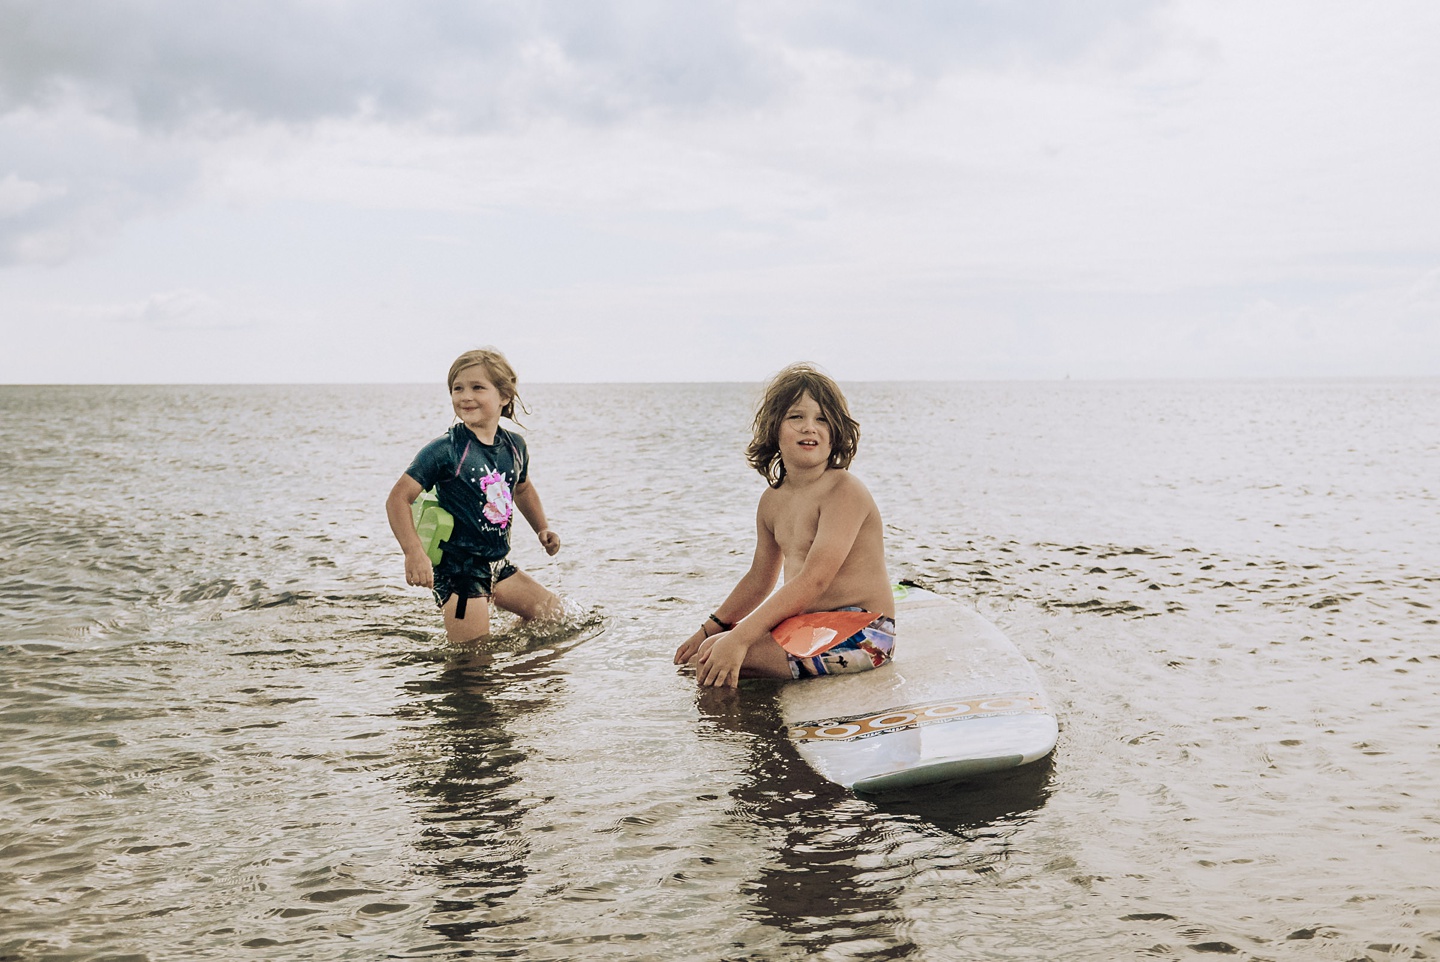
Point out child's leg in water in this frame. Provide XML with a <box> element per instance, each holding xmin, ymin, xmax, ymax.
<box><xmin>492</xmin><ymin>569</ymin><xmax>564</xmax><ymax>622</ymax></box>
<box><xmin>442</xmin><ymin>592</ymin><xmax>491</xmax><ymax>644</ymax></box>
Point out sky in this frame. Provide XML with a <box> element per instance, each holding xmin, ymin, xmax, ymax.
<box><xmin>1</xmin><ymin>0</ymin><xmax>1438</xmax><ymax>384</ymax></box>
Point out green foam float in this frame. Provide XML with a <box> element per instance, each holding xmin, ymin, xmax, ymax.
<box><xmin>410</xmin><ymin>489</ymin><xmax>454</xmax><ymax>565</ymax></box>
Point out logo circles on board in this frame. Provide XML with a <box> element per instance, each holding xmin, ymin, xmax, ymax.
<box><xmin>788</xmin><ymin>692</ymin><xmax>1046</xmax><ymax>743</ymax></box>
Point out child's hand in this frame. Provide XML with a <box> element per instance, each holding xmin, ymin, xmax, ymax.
<box><xmin>674</xmin><ymin>627</ymin><xmax>709</xmax><ymax>666</ymax></box>
<box><xmin>697</xmin><ymin>633</ymin><xmax>748</xmax><ymax>688</ymax></box>
<box><xmin>538</xmin><ymin>528</ymin><xmax>561</xmax><ymax>556</ymax></box>
<box><xmin>404</xmin><ymin>549</ymin><xmax>434</xmax><ymax>590</ymax></box>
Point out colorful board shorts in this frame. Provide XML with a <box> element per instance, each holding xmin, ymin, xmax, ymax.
<box><xmin>431</xmin><ymin>555</ymin><xmax>518</xmax><ymax>612</ymax></box>
<box><xmin>774</xmin><ymin>607</ymin><xmax>897</xmax><ymax>680</ymax></box>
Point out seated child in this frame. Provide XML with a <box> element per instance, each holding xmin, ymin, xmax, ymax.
<box><xmin>673</xmin><ymin>363</ymin><xmax>895</xmax><ymax>687</ymax></box>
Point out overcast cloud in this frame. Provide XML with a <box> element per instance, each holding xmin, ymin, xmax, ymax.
<box><xmin>1</xmin><ymin>0</ymin><xmax>1436</xmax><ymax>382</ymax></box>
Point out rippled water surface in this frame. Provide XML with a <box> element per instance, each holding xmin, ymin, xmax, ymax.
<box><xmin>2</xmin><ymin>380</ymin><xmax>1438</xmax><ymax>961</ymax></box>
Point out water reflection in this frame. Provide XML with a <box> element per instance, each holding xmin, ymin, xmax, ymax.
<box><xmin>868</xmin><ymin>757</ymin><xmax>1056</xmax><ymax>836</ymax></box>
<box><xmin>397</xmin><ymin>615</ymin><xmax>602</xmax><ymax>944</ymax></box>
<box><xmin>697</xmin><ymin>684</ymin><xmax>1054</xmax><ymax>958</ymax></box>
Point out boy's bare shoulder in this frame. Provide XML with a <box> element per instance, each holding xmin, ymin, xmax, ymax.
<box><xmin>773</xmin><ymin>470</ymin><xmax>877</xmax><ymax>517</ymax></box>
<box><xmin>756</xmin><ymin>480</ymin><xmax>782</xmax><ymax>523</ymax></box>
<box><xmin>827</xmin><ymin>469</ymin><xmax>877</xmax><ymax>504</ymax></box>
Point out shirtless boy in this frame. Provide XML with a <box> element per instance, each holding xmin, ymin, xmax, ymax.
<box><xmin>673</xmin><ymin>363</ymin><xmax>895</xmax><ymax>688</ymax></box>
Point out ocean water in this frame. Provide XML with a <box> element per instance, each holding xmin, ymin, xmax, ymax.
<box><xmin>1</xmin><ymin>379</ymin><xmax>1437</xmax><ymax>962</ymax></box>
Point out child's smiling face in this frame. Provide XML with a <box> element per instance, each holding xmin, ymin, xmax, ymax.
<box><xmin>778</xmin><ymin>391</ymin><xmax>832</xmax><ymax>468</ymax></box>
<box><xmin>450</xmin><ymin>365</ymin><xmax>507</xmax><ymax>435</ymax></box>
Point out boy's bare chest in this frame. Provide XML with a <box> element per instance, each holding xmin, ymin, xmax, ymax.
<box><xmin>768</xmin><ymin>491</ymin><xmax>823</xmax><ymax>554</ymax></box>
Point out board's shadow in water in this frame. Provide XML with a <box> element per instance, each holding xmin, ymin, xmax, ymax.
<box><xmin>697</xmin><ymin>683</ymin><xmax>1054</xmax><ymax>960</ymax></box>
<box><xmin>860</xmin><ymin>754</ymin><xmax>1056</xmax><ymax>834</ymax></box>
<box><xmin>394</xmin><ymin>612</ymin><xmax>603</xmax><ymax>944</ymax></box>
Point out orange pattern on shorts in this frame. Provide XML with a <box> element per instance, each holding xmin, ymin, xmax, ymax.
<box><xmin>772</xmin><ymin>610</ymin><xmax>884</xmax><ymax>657</ymax></box>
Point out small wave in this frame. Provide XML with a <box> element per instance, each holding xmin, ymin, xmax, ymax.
<box><xmin>171</xmin><ymin>579</ymin><xmax>242</xmax><ymax>604</ymax></box>
<box><xmin>239</xmin><ymin>589</ymin><xmax>316</xmax><ymax>610</ymax></box>
<box><xmin>901</xmin><ymin>537</ymin><xmax>1440</xmax><ymax>629</ymax></box>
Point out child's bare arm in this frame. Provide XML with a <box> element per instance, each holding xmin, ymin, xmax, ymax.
<box><xmin>386</xmin><ymin>474</ymin><xmax>434</xmax><ymax>589</ymax></box>
<box><xmin>513</xmin><ymin>479</ymin><xmax>560</xmax><ymax>556</ymax></box>
<box><xmin>674</xmin><ymin>514</ymin><xmax>782</xmax><ymax>665</ymax></box>
<box><xmin>701</xmin><ymin>480</ymin><xmax>870</xmax><ymax>682</ymax></box>
<box><xmin>737</xmin><ymin>483</ymin><xmax>858</xmax><ymax>627</ymax></box>
<box><xmin>716</xmin><ymin>516</ymin><xmax>785</xmax><ymax>623</ymax></box>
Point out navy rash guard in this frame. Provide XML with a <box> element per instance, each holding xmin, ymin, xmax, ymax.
<box><xmin>405</xmin><ymin>423</ymin><xmax>529</xmax><ymax>563</ymax></box>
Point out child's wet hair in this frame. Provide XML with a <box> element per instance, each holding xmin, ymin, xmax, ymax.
<box><xmin>746</xmin><ymin>362</ymin><xmax>860</xmax><ymax>486</ymax></box>
<box><xmin>448</xmin><ymin>348</ymin><xmax>526</xmax><ymax>424</ymax></box>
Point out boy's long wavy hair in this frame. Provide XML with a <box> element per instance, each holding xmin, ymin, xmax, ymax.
<box><xmin>746</xmin><ymin>363</ymin><xmax>860</xmax><ymax>487</ymax></box>
<box><xmin>447</xmin><ymin>348</ymin><xmax>527</xmax><ymax>425</ymax></box>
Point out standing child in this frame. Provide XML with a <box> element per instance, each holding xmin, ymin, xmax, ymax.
<box><xmin>674</xmin><ymin>363</ymin><xmax>895</xmax><ymax>688</ymax></box>
<box><xmin>386</xmin><ymin>348</ymin><xmax>563</xmax><ymax>643</ymax></box>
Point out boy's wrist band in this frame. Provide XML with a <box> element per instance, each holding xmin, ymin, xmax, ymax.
<box><xmin>708</xmin><ymin>613</ymin><xmax>732</xmax><ymax>631</ymax></box>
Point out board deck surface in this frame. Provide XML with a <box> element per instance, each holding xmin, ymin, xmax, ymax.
<box><xmin>779</xmin><ymin>585</ymin><xmax>1058</xmax><ymax>793</ymax></box>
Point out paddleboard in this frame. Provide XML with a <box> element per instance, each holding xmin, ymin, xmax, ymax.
<box><xmin>779</xmin><ymin>584</ymin><xmax>1058</xmax><ymax>793</ymax></box>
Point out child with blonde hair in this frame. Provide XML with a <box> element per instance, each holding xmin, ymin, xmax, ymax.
<box><xmin>674</xmin><ymin>363</ymin><xmax>895</xmax><ymax>687</ymax></box>
<box><xmin>386</xmin><ymin>348</ymin><xmax>562</xmax><ymax>643</ymax></box>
